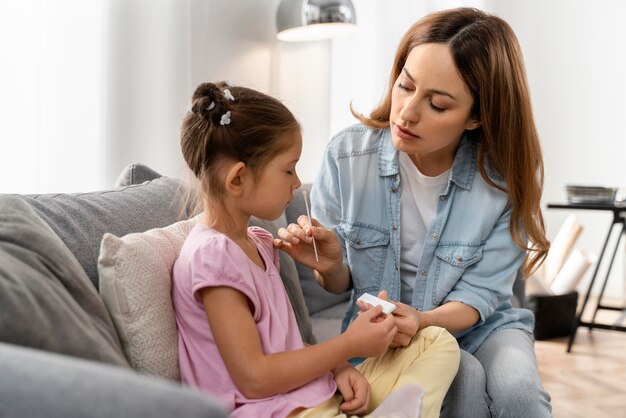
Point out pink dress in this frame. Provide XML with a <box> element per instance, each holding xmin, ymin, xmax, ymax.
<box><xmin>172</xmin><ymin>225</ymin><xmax>336</xmax><ymax>418</ymax></box>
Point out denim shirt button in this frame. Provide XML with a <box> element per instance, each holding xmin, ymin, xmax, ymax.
<box><xmin>440</xmin><ymin>195</ymin><xmax>447</xmax><ymax>201</ymax></box>
<box><xmin>391</xmin><ymin>187</ymin><xmax>398</xmax><ymax>193</ymax></box>
<box><xmin>420</xmin><ymin>270</ymin><xmax>427</xmax><ymax>276</ymax></box>
<box><xmin>393</xmin><ymin>225</ymin><xmax>397</xmax><ymax>230</ymax></box>
<box><xmin>355</xmin><ymin>239</ymin><xmax>361</xmax><ymax>245</ymax></box>
<box><xmin>455</xmin><ymin>255</ymin><xmax>463</xmax><ymax>262</ymax></box>
<box><xmin>431</xmin><ymin>232</ymin><xmax>438</xmax><ymax>239</ymax></box>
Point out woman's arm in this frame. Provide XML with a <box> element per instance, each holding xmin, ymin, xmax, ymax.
<box><xmin>201</xmin><ymin>286</ymin><xmax>396</xmax><ymax>399</ymax></box>
<box><xmin>373</xmin><ymin>290</ymin><xmax>479</xmax><ymax>347</ymax></box>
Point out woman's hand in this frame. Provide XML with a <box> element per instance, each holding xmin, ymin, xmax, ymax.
<box><xmin>333</xmin><ymin>363</ymin><xmax>371</xmax><ymax>415</ymax></box>
<box><xmin>369</xmin><ymin>291</ymin><xmax>421</xmax><ymax>347</ymax></box>
<box><xmin>274</xmin><ymin>215</ymin><xmax>343</xmax><ymax>275</ymax></box>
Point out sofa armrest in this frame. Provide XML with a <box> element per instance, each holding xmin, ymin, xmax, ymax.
<box><xmin>0</xmin><ymin>343</ymin><xmax>227</xmax><ymax>418</ymax></box>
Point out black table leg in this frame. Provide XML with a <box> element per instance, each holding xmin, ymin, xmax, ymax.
<box><xmin>566</xmin><ymin>219</ymin><xmax>617</xmax><ymax>353</ymax></box>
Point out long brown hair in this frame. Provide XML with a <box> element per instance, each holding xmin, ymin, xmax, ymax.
<box><xmin>180</xmin><ymin>81</ymin><xmax>300</xmax><ymax>215</ymax></box>
<box><xmin>354</xmin><ymin>8</ymin><xmax>548</xmax><ymax>277</ymax></box>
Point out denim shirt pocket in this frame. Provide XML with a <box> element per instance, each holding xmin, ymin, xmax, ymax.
<box><xmin>433</xmin><ymin>243</ymin><xmax>484</xmax><ymax>305</ymax></box>
<box><xmin>337</xmin><ymin>220</ymin><xmax>390</xmax><ymax>293</ymax></box>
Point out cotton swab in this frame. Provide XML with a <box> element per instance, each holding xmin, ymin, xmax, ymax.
<box><xmin>302</xmin><ymin>190</ymin><xmax>319</xmax><ymax>263</ymax></box>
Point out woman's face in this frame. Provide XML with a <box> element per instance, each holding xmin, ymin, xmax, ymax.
<box><xmin>389</xmin><ymin>43</ymin><xmax>480</xmax><ymax>175</ymax></box>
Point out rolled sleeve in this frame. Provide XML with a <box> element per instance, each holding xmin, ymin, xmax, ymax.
<box><xmin>444</xmin><ymin>205</ymin><xmax>525</xmax><ymax>327</ymax></box>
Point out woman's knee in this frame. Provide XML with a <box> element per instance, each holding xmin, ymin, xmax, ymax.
<box><xmin>441</xmin><ymin>351</ymin><xmax>490</xmax><ymax>418</ymax></box>
<box><xmin>488</xmin><ymin>374</ymin><xmax>552</xmax><ymax>418</ymax></box>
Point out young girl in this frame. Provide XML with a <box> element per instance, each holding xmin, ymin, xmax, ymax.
<box><xmin>171</xmin><ymin>81</ymin><xmax>460</xmax><ymax>418</ymax></box>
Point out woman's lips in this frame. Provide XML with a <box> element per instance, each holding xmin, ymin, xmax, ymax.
<box><xmin>393</xmin><ymin>123</ymin><xmax>419</xmax><ymax>141</ymax></box>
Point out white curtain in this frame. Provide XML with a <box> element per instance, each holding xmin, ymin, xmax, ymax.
<box><xmin>0</xmin><ymin>0</ymin><xmax>106</xmax><ymax>194</ymax></box>
<box><xmin>0</xmin><ymin>0</ymin><xmax>284</xmax><ymax>193</ymax></box>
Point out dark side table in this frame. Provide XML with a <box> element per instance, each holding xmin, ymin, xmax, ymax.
<box><xmin>547</xmin><ymin>202</ymin><xmax>626</xmax><ymax>352</ymax></box>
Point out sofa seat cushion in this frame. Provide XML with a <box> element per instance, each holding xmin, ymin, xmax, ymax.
<box><xmin>0</xmin><ymin>196</ymin><xmax>128</xmax><ymax>366</ymax></box>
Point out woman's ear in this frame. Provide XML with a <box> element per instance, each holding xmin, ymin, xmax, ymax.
<box><xmin>224</xmin><ymin>161</ymin><xmax>247</xmax><ymax>196</ymax></box>
<box><xmin>466</xmin><ymin>117</ymin><xmax>481</xmax><ymax>131</ymax></box>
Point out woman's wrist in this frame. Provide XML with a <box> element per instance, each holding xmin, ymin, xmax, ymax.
<box><xmin>417</xmin><ymin>309</ymin><xmax>435</xmax><ymax>331</ymax></box>
<box><xmin>314</xmin><ymin>263</ymin><xmax>351</xmax><ymax>294</ymax></box>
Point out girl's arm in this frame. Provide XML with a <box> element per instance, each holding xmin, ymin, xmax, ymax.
<box><xmin>201</xmin><ymin>286</ymin><xmax>396</xmax><ymax>399</ymax></box>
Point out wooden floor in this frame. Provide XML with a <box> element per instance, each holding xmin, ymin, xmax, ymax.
<box><xmin>535</xmin><ymin>306</ymin><xmax>626</xmax><ymax>418</ymax></box>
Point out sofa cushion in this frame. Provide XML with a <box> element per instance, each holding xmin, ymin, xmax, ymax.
<box><xmin>98</xmin><ymin>217</ymin><xmax>199</xmax><ymax>380</ymax></box>
<box><xmin>284</xmin><ymin>186</ymin><xmax>351</xmax><ymax>315</ymax></box>
<box><xmin>22</xmin><ymin>176</ymin><xmax>187</xmax><ymax>290</ymax></box>
<box><xmin>0</xmin><ymin>342</ymin><xmax>228</xmax><ymax>418</ymax></box>
<box><xmin>0</xmin><ymin>195</ymin><xmax>128</xmax><ymax>366</ymax></box>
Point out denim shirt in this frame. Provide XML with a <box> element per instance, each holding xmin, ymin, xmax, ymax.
<box><xmin>311</xmin><ymin>123</ymin><xmax>534</xmax><ymax>354</ymax></box>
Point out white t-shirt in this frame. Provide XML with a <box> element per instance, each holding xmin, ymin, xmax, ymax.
<box><xmin>399</xmin><ymin>152</ymin><xmax>450</xmax><ymax>304</ymax></box>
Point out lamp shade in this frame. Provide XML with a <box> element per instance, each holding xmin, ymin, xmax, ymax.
<box><xmin>276</xmin><ymin>0</ymin><xmax>357</xmax><ymax>42</ymax></box>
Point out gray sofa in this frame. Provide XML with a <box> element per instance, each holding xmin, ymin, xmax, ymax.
<box><xmin>0</xmin><ymin>163</ymin><xmax>349</xmax><ymax>417</ymax></box>
<box><xmin>0</xmin><ymin>163</ymin><xmax>526</xmax><ymax>417</ymax></box>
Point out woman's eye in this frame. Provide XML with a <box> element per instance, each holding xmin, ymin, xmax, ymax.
<box><xmin>429</xmin><ymin>100</ymin><xmax>445</xmax><ymax>113</ymax></box>
<box><xmin>398</xmin><ymin>82</ymin><xmax>412</xmax><ymax>92</ymax></box>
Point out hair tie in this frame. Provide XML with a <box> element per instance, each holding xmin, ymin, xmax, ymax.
<box><xmin>220</xmin><ymin>111</ymin><xmax>231</xmax><ymax>125</ymax></box>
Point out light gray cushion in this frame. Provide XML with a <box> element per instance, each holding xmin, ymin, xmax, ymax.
<box><xmin>21</xmin><ymin>176</ymin><xmax>187</xmax><ymax>290</ymax></box>
<box><xmin>0</xmin><ymin>342</ymin><xmax>227</xmax><ymax>418</ymax></box>
<box><xmin>0</xmin><ymin>196</ymin><xmax>128</xmax><ymax>366</ymax></box>
<box><xmin>285</xmin><ymin>185</ymin><xmax>351</xmax><ymax>315</ymax></box>
<box><xmin>98</xmin><ymin>217</ymin><xmax>200</xmax><ymax>381</ymax></box>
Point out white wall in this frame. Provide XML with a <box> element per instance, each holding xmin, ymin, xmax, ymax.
<box><xmin>328</xmin><ymin>0</ymin><xmax>626</xmax><ymax>300</ymax></box>
<box><xmin>104</xmin><ymin>0</ymin><xmax>331</xmax><ymax>187</ymax></box>
<box><xmin>489</xmin><ymin>0</ymin><xmax>626</xmax><ymax>300</ymax></box>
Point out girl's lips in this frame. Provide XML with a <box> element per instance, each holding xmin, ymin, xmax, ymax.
<box><xmin>393</xmin><ymin>123</ymin><xmax>419</xmax><ymax>141</ymax></box>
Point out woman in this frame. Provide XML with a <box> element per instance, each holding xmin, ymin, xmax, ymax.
<box><xmin>277</xmin><ymin>7</ymin><xmax>552</xmax><ymax>418</ymax></box>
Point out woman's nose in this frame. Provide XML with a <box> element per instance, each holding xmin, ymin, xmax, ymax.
<box><xmin>399</xmin><ymin>96</ymin><xmax>420</xmax><ymax>123</ymax></box>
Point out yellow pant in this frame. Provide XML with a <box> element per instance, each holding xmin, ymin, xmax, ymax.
<box><xmin>291</xmin><ymin>326</ymin><xmax>460</xmax><ymax>418</ymax></box>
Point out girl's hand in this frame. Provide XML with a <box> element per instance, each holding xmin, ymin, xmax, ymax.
<box><xmin>333</xmin><ymin>363</ymin><xmax>370</xmax><ymax>415</ymax></box>
<box><xmin>274</xmin><ymin>215</ymin><xmax>343</xmax><ymax>274</ymax></box>
<box><xmin>376</xmin><ymin>291</ymin><xmax>421</xmax><ymax>347</ymax></box>
<box><xmin>343</xmin><ymin>305</ymin><xmax>397</xmax><ymax>358</ymax></box>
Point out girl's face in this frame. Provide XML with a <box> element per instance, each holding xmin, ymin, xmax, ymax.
<box><xmin>246</xmin><ymin>131</ymin><xmax>302</xmax><ymax>221</ymax></box>
<box><xmin>389</xmin><ymin>43</ymin><xmax>480</xmax><ymax>175</ymax></box>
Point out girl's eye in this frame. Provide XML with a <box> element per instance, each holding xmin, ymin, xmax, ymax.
<box><xmin>429</xmin><ymin>100</ymin><xmax>445</xmax><ymax>113</ymax></box>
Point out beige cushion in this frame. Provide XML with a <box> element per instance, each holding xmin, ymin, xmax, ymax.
<box><xmin>98</xmin><ymin>217</ymin><xmax>198</xmax><ymax>381</ymax></box>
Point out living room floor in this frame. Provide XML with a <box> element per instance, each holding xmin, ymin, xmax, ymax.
<box><xmin>535</xmin><ymin>302</ymin><xmax>626</xmax><ymax>418</ymax></box>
